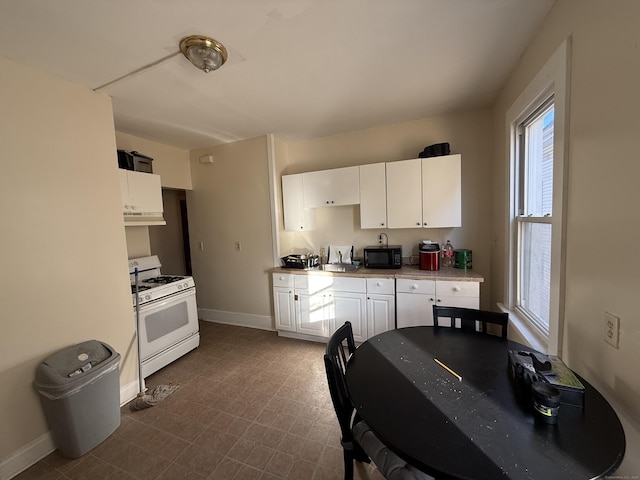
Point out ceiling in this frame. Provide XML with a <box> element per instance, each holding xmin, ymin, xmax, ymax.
<box><xmin>0</xmin><ymin>0</ymin><xmax>554</xmax><ymax>150</ymax></box>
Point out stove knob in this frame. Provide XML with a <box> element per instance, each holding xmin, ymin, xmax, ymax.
<box><xmin>145</xmin><ymin>294</ymin><xmax>151</xmax><ymax>301</ymax></box>
<box><xmin>177</xmin><ymin>284</ymin><xmax>183</xmax><ymax>290</ymax></box>
<box><xmin>183</xmin><ymin>282</ymin><xmax>189</xmax><ymax>288</ymax></box>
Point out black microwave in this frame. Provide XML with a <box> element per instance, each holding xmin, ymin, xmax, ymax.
<box><xmin>363</xmin><ymin>245</ymin><xmax>402</xmax><ymax>269</ymax></box>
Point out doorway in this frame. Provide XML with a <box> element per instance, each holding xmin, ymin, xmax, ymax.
<box><xmin>149</xmin><ymin>189</ymin><xmax>192</xmax><ymax>275</ymax></box>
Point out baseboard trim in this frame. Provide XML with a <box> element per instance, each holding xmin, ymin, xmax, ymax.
<box><xmin>1</xmin><ymin>380</ymin><xmax>142</xmax><ymax>480</ymax></box>
<box><xmin>0</xmin><ymin>432</ymin><xmax>54</xmax><ymax>480</ymax></box>
<box><xmin>198</xmin><ymin>308</ymin><xmax>274</xmax><ymax>331</ymax></box>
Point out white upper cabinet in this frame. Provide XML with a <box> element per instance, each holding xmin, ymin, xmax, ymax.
<box><xmin>422</xmin><ymin>154</ymin><xmax>461</xmax><ymax>228</ymax></box>
<box><xmin>386</xmin><ymin>158</ymin><xmax>423</xmax><ymax>228</ymax></box>
<box><xmin>302</xmin><ymin>166</ymin><xmax>359</xmax><ymax>208</ymax></box>
<box><xmin>118</xmin><ymin>169</ymin><xmax>165</xmax><ymax>226</ymax></box>
<box><xmin>359</xmin><ymin>162</ymin><xmax>388</xmax><ymax>229</ymax></box>
<box><xmin>386</xmin><ymin>155</ymin><xmax>461</xmax><ymax>229</ymax></box>
<box><xmin>282</xmin><ymin>173</ymin><xmax>314</xmax><ymax>231</ymax></box>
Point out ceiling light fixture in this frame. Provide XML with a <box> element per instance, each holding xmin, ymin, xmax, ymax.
<box><xmin>179</xmin><ymin>35</ymin><xmax>228</xmax><ymax>73</ymax></box>
<box><xmin>94</xmin><ymin>34</ymin><xmax>228</xmax><ymax>91</ymax></box>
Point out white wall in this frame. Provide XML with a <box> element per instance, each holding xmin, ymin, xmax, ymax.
<box><xmin>281</xmin><ymin>109</ymin><xmax>494</xmax><ymax>307</ymax></box>
<box><xmin>0</xmin><ymin>57</ymin><xmax>134</xmax><ymax>476</ymax></box>
<box><xmin>188</xmin><ymin>136</ymin><xmax>275</xmax><ymax>330</ymax></box>
<box><xmin>491</xmin><ymin>0</ymin><xmax>640</xmax><ymax>473</ymax></box>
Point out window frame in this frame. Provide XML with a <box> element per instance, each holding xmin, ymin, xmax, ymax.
<box><xmin>504</xmin><ymin>39</ymin><xmax>571</xmax><ymax>356</ymax></box>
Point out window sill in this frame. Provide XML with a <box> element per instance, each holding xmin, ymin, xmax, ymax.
<box><xmin>497</xmin><ymin>303</ymin><xmax>548</xmax><ymax>353</ymax></box>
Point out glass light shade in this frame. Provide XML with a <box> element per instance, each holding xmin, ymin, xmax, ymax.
<box><xmin>180</xmin><ymin>36</ymin><xmax>228</xmax><ymax>73</ymax></box>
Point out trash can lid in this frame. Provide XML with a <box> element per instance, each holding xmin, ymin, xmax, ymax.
<box><xmin>35</xmin><ymin>340</ymin><xmax>116</xmax><ymax>388</ymax></box>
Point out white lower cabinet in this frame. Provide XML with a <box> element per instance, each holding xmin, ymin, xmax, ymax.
<box><xmin>396</xmin><ymin>278</ymin><xmax>479</xmax><ymax>328</ymax></box>
<box><xmin>366</xmin><ymin>278</ymin><xmax>396</xmax><ymax>337</ymax></box>
<box><xmin>273</xmin><ymin>274</ymin><xmax>296</xmax><ymax>332</ymax></box>
<box><xmin>273</xmin><ymin>273</ymin><xmax>395</xmax><ymax>342</ymax></box>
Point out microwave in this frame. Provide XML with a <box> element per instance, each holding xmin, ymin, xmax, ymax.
<box><xmin>364</xmin><ymin>245</ymin><xmax>402</xmax><ymax>269</ymax></box>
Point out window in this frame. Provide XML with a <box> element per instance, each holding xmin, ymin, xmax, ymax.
<box><xmin>516</xmin><ymin>100</ymin><xmax>554</xmax><ymax>335</ymax></box>
<box><xmin>505</xmin><ymin>39</ymin><xmax>570</xmax><ymax>355</ymax></box>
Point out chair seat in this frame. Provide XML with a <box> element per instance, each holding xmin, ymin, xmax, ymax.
<box><xmin>352</xmin><ymin>421</ymin><xmax>433</xmax><ymax>480</ymax></box>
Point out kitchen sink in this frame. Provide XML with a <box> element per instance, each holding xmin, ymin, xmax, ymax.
<box><xmin>319</xmin><ymin>264</ymin><xmax>361</xmax><ymax>272</ymax></box>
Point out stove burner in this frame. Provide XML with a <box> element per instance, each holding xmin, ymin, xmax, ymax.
<box><xmin>142</xmin><ymin>275</ymin><xmax>185</xmax><ymax>285</ymax></box>
<box><xmin>131</xmin><ymin>285</ymin><xmax>152</xmax><ymax>294</ymax></box>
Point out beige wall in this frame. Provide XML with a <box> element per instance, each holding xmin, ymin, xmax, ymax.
<box><xmin>0</xmin><ymin>58</ymin><xmax>134</xmax><ymax>467</ymax></box>
<box><xmin>115</xmin><ymin>131</ymin><xmax>192</xmax><ymax>190</ymax></box>
<box><xmin>188</xmin><ymin>136</ymin><xmax>275</xmax><ymax>329</ymax></box>
<box><xmin>491</xmin><ymin>0</ymin><xmax>640</xmax><ymax>473</ymax></box>
<box><xmin>281</xmin><ymin>109</ymin><xmax>494</xmax><ymax>308</ymax></box>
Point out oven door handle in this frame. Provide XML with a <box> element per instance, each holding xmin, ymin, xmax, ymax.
<box><xmin>136</xmin><ymin>287</ymin><xmax>196</xmax><ymax>311</ymax></box>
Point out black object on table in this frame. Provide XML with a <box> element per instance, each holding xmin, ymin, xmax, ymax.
<box><xmin>345</xmin><ymin>327</ymin><xmax>625</xmax><ymax>480</ymax></box>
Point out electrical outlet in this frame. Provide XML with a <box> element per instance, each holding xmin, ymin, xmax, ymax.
<box><xmin>234</xmin><ymin>241</ymin><xmax>242</xmax><ymax>251</ymax></box>
<box><xmin>604</xmin><ymin>312</ymin><xmax>620</xmax><ymax>348</ymax></box>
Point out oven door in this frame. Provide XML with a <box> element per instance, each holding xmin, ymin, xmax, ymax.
<box><xmin>137</xmin><ymin>288</ymin><xmax>198</xmax><ymax>363</ymax></box>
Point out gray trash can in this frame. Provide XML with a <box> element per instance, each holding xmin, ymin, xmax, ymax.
<box><xmin>34</xmin><ymin>340</ymin><xmax>121</xmax><ymax>458</ymax></box>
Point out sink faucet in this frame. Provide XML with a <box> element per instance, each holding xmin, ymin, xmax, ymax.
<box><xmin>338</xmin><ymin>250</ymin><xmax>343</xmax><ymax>264</ymax></box>
<box><xmin>379</xmin><ymin>232</ymin><xmax>389</xmax><ymax>247</ymax></box>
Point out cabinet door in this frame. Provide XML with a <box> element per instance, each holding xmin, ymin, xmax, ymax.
<box><xmin>282</xmin><ymin>174</ymin><xmax>314</xmax><ymax>231</ymax></box>
<box><xmin>302</xmin><ymin>166</ymin><xmax>360</xmax><ymax>208</ymax></box>
<box><xmin>273</xmin><ymin>287</ymin><xmax>295</xmax><ymax>332</ymax></box>
<box><xmin>296</xmin><ymin>290</ymin><xmax>329</xmax><ymax>337</ymax></box>
<box><xmin>127</xmin><ymin>170</ymin><xmax>163</xmax><ymax>213</ymax></box>
<box><xmin>386</xmin><ymin>159</ymin><xmax>422</xmax><ymax>228</ymax></box>
<box><xmin>422</xmin><ymin>154</ymin><xmax>461</xmax><ymax>228</ymax></box>
<box><xmin>302</xmin><ymin>170</ymin><xmax>333</xmax><ymax>207</ymax></box>
<box><xmin>118</xmin><ymin>170</ymin><xmax>133</xmax><ymax>211</ymax></box>
<box><xmin>331</xmin><ymin>291</ymin><xmax>367</xmax><ymax>343</ymax></box>
<box><xmin>396</xmin><ymin>292</ymin><xmax>435</xmax><ymax>328</ymax></box>
<box><xmin>359</xmin><ymin>163</ymin><xmax>387</xmax><ymax>229</ymax></box>
<box><xmin>367</xmin><ymin>294</ymin><xmax>395</xmax><ymax>338</ymax></box>
<box><xmin>330</xmin><ymin>166</ymin><xmax>360</xmax><ymax>206</ymax></box>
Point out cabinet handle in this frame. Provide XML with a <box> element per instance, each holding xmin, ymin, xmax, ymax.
<box><xmin>454</xmin><ymin>286</ymin><xmax>461</xmax><ymax>292</ymax></box>
<box><xmin>294</xmin><ymin>294</ymin><xmax>298</xmax><ymax>300</ymax></box>
<box><xmin>411</xmin><ymin>284</ymin><xmax>418</xmax><ymax>290</ymax></box>
<box><xmin>300</xmin><ymin>226</ymin><xmax>303</xmax><ymax>229</ymax></box>
<box><xmin>437</xmin><ymin>298</ymin><xmax>442</xmax><ymax>302</ymax></box>
<box><xmin>423</xmin><ymin>222</ymin><xmax>428</xmax><ymax>226</ymax></box>
<box><xmin>381</xmin><ymin>223</ymin><xmax>385</xmax><ymax>226</ymax></box>
<box><xmin>416</xmin><ymin>222</ymin><xmax>421</xmax><ymax>226</ymax></box>
<box><xmin>430</xmin><ymin>297</ymin><xmax>435</xmax><ymax>302</ymax></box>
<box><xmin>376</xmin><ymin>281</ymin><xmax>382</xmax><ymax>287</ymax></box>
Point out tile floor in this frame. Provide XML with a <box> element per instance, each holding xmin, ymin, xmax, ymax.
<box><xmin>16</xmin><ymin>321</ymin><xmax>384</xmax><ymax>480</ymax></box>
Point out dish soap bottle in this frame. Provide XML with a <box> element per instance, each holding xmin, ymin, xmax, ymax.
<box><xmin>442</xmin><ymin>240</ymin><xmax>454</xmax><ymax>268</ymax></box>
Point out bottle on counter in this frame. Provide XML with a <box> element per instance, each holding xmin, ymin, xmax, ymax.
<box><xmin>442</xmin><ymin>240</ymin><xmax>454</xmax><ymax>268</ymax></box>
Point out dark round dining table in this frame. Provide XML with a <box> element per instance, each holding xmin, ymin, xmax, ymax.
<box><xmin>345</xmin><ymin>326</ymin><xmax>625</xmax><ymax>480</ymax></box>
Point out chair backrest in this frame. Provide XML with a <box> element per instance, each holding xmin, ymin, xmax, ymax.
<box><xmin>432</xmin><ymin>305</ymin><xmax>509</xmax><ymax>339</ymax></box>
<box><xmin>324</xmin><ymin>321</ymin><xmax>357</xmax><ymax>443</ymax></box>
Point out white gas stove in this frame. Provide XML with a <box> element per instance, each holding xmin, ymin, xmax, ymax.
<box><xmin>128</xmin><ymin>255</ymin><xmax>199</xmax><ymax>378</ymax></box>
<box><xmin>129</xmin><ymin>255</ymin><xmax>195</xmax><ymax>306</ymax></box>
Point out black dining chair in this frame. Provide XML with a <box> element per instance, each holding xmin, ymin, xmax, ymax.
<box><xmin>324</xmin><ymin>321</ymin><xmax>434</xmax><ymax>480</ymax></box>
<box><xmin>432</xmin><ymin>305</ymin><xmax>509</xmax><ymax>338</ymax></box>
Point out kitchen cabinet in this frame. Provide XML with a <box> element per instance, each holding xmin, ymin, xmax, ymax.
<box><xmin>422</xmin><ymin>154</ymin><xmax>461</xmax><ymax>227</ymax></box>
<box><xmin>271</xmin><ymin>272</ymin><xmax>367</xmax><ymax>342</ymax></box>
<box><xmin>386</xmin><ymin>158</ymin><xmax>422</xmax><ymax>228</ymax></box>
<box><xmin>359</xmin><ymin>162</ymin><xmax>388</xmax><ymax>229</ymax></box>
<box><xmin>118</xmin><ymin>169</ymin><xmax>165</xmax><ymax>225</ymax></box>
<box><xmin>282</xmin><ymin>173</ymin><xmax>314</xmax><ymax>231</ymax></box>
<box><xmin>302</xmin><ymin>166</ymin><xmax>360</xmax><ymax>208</ymax></box>
<box><xmin>385</xmin><ymin>155</ymin><xmax>461</xmax><ymax>229</ymax></box>
<box><xmin>272</xmin><ymin>274</ymin><xmax>296</xmax><ymax>332</ymax></box>
<box><xmin>396</xmin><ymin>278</ymin><xmax>479</xmax><ymax>328</ymax></box>
<box><xmin>366</xmin><ymin>278</ymin><xmax>396</xmax><ymax>336</ymax></box>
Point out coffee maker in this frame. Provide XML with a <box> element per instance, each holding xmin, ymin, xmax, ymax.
<box><xmin>419</xmin><ymin>242</ymin><xmax>440</xmax><ymax>270</ymax></box>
